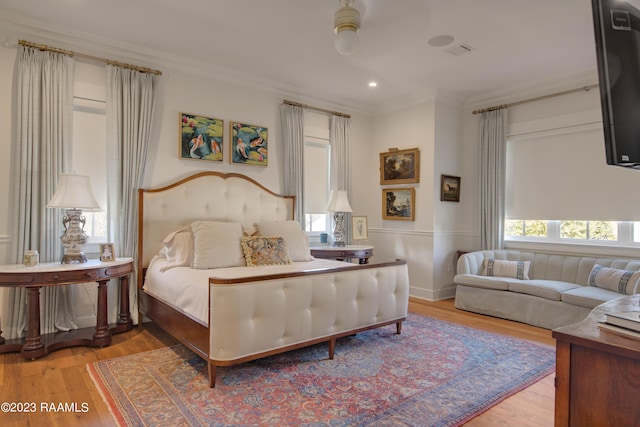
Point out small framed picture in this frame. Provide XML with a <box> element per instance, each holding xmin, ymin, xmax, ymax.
<box><xmin>382</xmin><ymin>188</ymin><xmax>416</xmax><ymax>221</ymax></box>
<box><xmin>441</xmin><ymin>175</ymin><xmax>461</xmax><ymax>202</ymax></box>
<box><xmin>352</xmin><ymin>216</ymin><xmax>369</xmax><ymax>240</ymax></box>
<box><xmin>100</xmin><ymin>243</ymin><xmax>115</xmax><ymax>262</ymax></box>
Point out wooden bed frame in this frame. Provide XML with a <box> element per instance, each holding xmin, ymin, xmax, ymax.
<box><xmin>137</xmin><ymin>172</ymin><xmax>408</xmax><ymax>387</ymax></box>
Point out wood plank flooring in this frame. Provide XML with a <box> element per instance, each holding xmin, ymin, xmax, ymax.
<box><xmin>0</xmin><ymin>298</ymin><xmax>555</xmax><ymax>426</ymax></box>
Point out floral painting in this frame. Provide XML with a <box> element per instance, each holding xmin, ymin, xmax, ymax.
<box><xmin>180</xmin><ymin>113</ymin><xmax>223</xmax><ymax>162</ymax></box>
<box><xmin>230</xmin><ymin>121</ymin><xmax>268</xmax><ymax>166</ymax></box>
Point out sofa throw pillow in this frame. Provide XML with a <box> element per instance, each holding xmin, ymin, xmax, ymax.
<box><xmin>159</xmin><ymin>226</ymin><xmax>193</xmax><ymax>272</ymax></box>
<box><xmin>482</xmin><ymin>258</ymin><xmax>531</xmax><ymax>280</ymax></box>
<box><xmin>190</xmin><ymin>221</ymin><xmax>245</xmax><ymax>269</ymax></box>
<box><xmin>588</xmin><ymin>264</ymin><xmax>640</xmax><ymax>295</ymax></box>
<box><xmin>255</xmin><ymin>220</ymin><xmax>313</xmax><ymax>262</ymax></box>
<box><xmin>241</xmin><ymin>236</ymin><xmax>292</xmax><ymax>267</ymax></box>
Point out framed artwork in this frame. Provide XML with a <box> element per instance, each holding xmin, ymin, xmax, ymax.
<box><xmin>352</xmin><ymin>216</ymin><xmax>369</xmax><ymax>240</ymax></box>
<box><xmin>382</xmin><ymin>188</ymin><xmax>416</xmax><ymax>221</ymax></box>
<box><xmin>379</xmin><ymin>148</ymin><xmax>420</xmax><ymax>185</ymax></box>
<box><xmin>441</xmin><ymin>175</ymin><xmax>461</xmax><ymax>202</ymax></box>
<box><xmin>100</xmin><ymin>243</ymin><xmax>115</xmax><ymax>262</ymax></box>
<box><xmin>230</xmin><ymin>121</ymin><xmax>268</xmax><ymax>166</ymax></box>
<box><xmin>179</xmin><ymin>113</ymin><xmax>223</xmax><ymax>161</ymax></box>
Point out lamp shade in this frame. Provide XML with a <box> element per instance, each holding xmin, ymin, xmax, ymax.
<box><xmin>334</xmin><ymin>0</ymin><xmax>360</xmax><ymax>56</ymax></box>
<box><xmin>324</xmin><ymin>190</ymin><xmax>353</xmax><ymax>213</ymax></box>
<box><xmin>47</xmin><ymin>174</ymin><xmax>101</xmax><ymax>210</ymax></box>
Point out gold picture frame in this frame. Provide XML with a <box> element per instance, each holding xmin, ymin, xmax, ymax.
<box><xmin>379</xmin><ymin>148</ymin><xmax>420</xmax><ymax>185</ymax></box>
<box><xmin>382</xmin><ymin>188</ymin><xmax>416</xmax><ymax>221</ymax></box>
<box><xmin>100</xmin><ymin>243</ymin><xmax>115</xmax><ymax>262</ymax></box>
<box><xmin>179</xmin><ymin>113</ymin><xmax>223</xmax><ymax>161</ymax></box>
<box><xmin>441</xmin><ymin>175</ymin><xmax>461</xmax><ymax>202</ymax></box>
<box><xmin>352</xmin><ymin>216</ymin><xmax>368</xmax><ymax>240</ymax></box>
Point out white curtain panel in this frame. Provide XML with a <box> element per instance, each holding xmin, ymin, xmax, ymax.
<box><xmin>330</xmin><ymin>115</ymin><xmax>352</xmax><ymax>244</ymax></box>
<box><xmin>479</xmin><ymin>109</ymin><xmax>508</xmax><ymax>250</ymax></box>
<box><xmin>280</xmin><ymin>104</ymin><xmax>305</xmax><ymax>224</ymax></box>
<box><xmin>106</xmin><ymin>65</ymin><xmax>157</xmax><ymax>324</ymax></box>
<box><xmin>2</xmin><ymin>46</ymin><xmax>76</xmax><ymax>339</ymax></box>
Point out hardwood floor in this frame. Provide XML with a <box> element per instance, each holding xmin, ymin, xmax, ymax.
<box><xmin>0</xmin><ymin>298</ymin><xmax>556</xmax><ymax>426</ymax></box>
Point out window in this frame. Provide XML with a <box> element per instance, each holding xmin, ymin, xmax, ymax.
<box><xmin>505</xmin><ymin>219</ymin><xmax>638</xmax><ymax>246</ymax></box>
<box><xmin>303</xmin><ymin>111</ymin><xmax>332</xmax><ymax>235</ymax></box>
<box><xmin>303</xmin><ymin>140</ymin><xmax>331</xmax><ymax>233</ymax></box>
<box><xmin>72</xmin><ymin>63</ymin><xmax>108</xmax><ymax>250</ymax></box>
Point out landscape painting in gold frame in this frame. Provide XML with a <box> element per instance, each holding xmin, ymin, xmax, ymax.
<box><xmin>379</xmin><ymin>148</ymin><xmax>420</xmax><ymax>185</ymax></box>
<box><xmin>382</xmin><ymin>188</ymin><xmax>415</xmax><ymax>221</ymax></box>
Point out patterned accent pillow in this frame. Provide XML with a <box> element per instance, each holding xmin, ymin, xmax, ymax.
<box><xmin>482</xmin><ymin>259</ymin><xmax>531</xmax><ymax>280</ymax></box>
<box><xmin>588</xmin><ymin>264</ymin><xmax>640</xmax><ymax>295</ymax></box>
<box><xmin>241</xmin><ymin>236</ymin><xmax>292</xmax><ymax>267</ymax></box>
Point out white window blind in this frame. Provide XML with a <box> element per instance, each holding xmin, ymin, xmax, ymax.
<box><xmin>506</xmin><ymin>122</ymin><xmax>640</xmax><ymax>221</ymax></box>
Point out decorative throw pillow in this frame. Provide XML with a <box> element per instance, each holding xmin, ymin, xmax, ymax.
<box><xmin>482</xmin><ymin>258</ymin><xmax>531</xmax><ymax>280</ymax></box>
<box><xmin>190</xmin><ymin>221</ymin><xmax>245</xmax><ymax>269</ymax></box>
<box><xmin>588</xmin><ymin>264</ymin><xmax>640</xmax><ymax>295</ymax></box>
<box><xmin>159</xmin><ymin>226</ymin><xmax>193</xmax><ymax>272</ymax></box>
<box><xmin>241</xmin><ymin>236</ymin><xmax>292</xmax><ymax>267</ymax></box>
<box><xmin>255</xmin><ymin>220</ymin><xmax>313</xmax><ymax>262</ymax></box>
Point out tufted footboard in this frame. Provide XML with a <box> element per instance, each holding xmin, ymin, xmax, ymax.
<box><xmin>207</xmin><ymin>260</ymin><xmax>409</xmax><ymax>387</ymax></box>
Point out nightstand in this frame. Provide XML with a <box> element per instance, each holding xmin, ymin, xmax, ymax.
<box><xmin>310</xmin><ymin>245</ymin><xmax>373</xmax><ymax>264</ymax></box>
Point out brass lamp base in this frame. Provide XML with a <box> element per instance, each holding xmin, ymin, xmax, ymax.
<box><xmin>61</xmin><ymin>253</ymin><xmax>87</xmax><ymax>264</ymax></box>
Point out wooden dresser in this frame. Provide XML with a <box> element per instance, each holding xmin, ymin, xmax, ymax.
<box><xmin>552</xmin><ymin>295</ymin><xmax>640</xmax><ymax>426</ymax></box>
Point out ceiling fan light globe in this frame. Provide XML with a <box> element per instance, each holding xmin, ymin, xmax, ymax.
<box><xmin>335</xmin><ymin>29</ymin><xmax>358</xmax><ymax>55</ymax></box>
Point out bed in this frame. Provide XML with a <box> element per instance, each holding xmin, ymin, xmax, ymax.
<box><xmin>137</xmin><ymin>171</ymin><xmax>409</xmax><ymax>387</ymax></box>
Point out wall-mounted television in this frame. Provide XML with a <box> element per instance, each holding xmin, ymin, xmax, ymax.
<box><xmin>592</xmin><ymin>0</ymin><xmax>640</xmax><ymax>169</ymax></box>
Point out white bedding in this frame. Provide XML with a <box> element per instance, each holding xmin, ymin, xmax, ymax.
<box><xmin>144</xmin><ymin>256</ymin><xmax>357</xmax><ymax>324</ymax></box>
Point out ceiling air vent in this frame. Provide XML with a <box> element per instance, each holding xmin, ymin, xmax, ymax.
<box><xmin>447</xmin><ymin>43</ymin><xmax>475</xmax><ymax>56</ymax></box>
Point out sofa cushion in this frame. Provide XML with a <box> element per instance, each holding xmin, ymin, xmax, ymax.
<box><xmin>508</xmin><ymin>280</ymin><xmax>580</xmax><ymax>301</ymax></box>
<box><xmin>561</xmin><ymin>286</ymin><xmax>623</xmax><ymax>309</ymax></box>
<box><xmin>454</xmin><ymin>274</ymin><xmax>511</xmax><ymax>291</ymax></box>
<box><xmin>482</xmin><ymin>259</ymin><xmax>531</xmax><ymax>280</ymax></box>
<box><xmin>588</xmin><ymin>264</ymin><xmax>640</xmax><ymax>295</ymax></box>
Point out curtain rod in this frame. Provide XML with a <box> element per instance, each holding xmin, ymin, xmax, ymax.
<box><xmin>282</xmin><ymin>99</ymin><xmax>351</xmax><ymax>118</ymax></box>
<box><xmin>472</xmin><ymin>84</ymin><xmax>598</xmax><ymax>115</ymax></box>
<box><xmin>18</xmin><ymin>40</ymin><xmax>163</xmax><ymax>76</ymax></box>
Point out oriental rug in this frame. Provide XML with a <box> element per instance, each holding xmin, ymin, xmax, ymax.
<box><xmin>88</xmin><ymin>314</ymin><xmax>555</xmax><ymax>427</ymax></box>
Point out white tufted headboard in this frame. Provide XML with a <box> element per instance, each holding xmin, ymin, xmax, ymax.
<box><xmin>137</xmin><ymin>172</ymin><xmax>295</xmax><ymax>271</ymax></box>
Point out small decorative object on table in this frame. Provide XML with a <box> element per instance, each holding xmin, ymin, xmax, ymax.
<box><xmin>100</xmin><ymin>243</ymin><xmax>115</xmax><ymax>262</ymax></box>
<box><xmin>352</xmin><ymin>216</ymin><xmax>368</xmax><ymax>240</ymax></box>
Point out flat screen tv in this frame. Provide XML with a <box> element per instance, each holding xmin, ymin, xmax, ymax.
<box><xmin>592</xmin><ymin>0</ymin><xmax>640</xmax><ymax>169</ymax></box>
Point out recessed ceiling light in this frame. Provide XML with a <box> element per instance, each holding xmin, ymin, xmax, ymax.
<box><xmin>368</xmin><ymin>81</ymin><xmax>378</xmax><ymax>88</ymax></box>
<box><xmin>428</xmin><ymin>35</ymin><xmax>455</xmax><ymax>47</ymax></box>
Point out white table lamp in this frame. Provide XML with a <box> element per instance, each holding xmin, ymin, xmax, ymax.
<box><xmin>325</xmin><ymin>190</ymin><xmax>352</xmax><ymax>247</ymax></box>
<box><xmin>47</xmin><ymin>174</ymin><xmax>101</xmax><ymax>263</ymax></box>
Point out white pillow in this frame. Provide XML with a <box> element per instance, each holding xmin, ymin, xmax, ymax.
<box><xmin>159</xmin><ymin>226</ymin><xmax>193</xmax><ymax>272</ymax></box>
<box><xmin>588</xmin><ymin>264</ymin><xmax>640</xmax><ymax>295</ymax></box>
<box><xmin>482</xmin><ymin>258</ymin><xmax>530</xmax><ymax>280</ymax></box>
<box><xmin>255</xmin><ymin>220</ymin><xmax>313</xmax><ymax>262</ymax></box>
<box><xmin>190</xmin><ymin>221</ymin><xmax>245</xmax><ymax>269</ymax></box>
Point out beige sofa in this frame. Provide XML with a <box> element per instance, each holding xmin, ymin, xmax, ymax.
<box><xmin>454</xmin><ymin>250</ymin><xmax>640</xmax><ymax>329</ymax></box>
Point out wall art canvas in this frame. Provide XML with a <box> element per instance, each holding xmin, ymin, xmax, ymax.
<box><xmin>180</xmin><ymin>113</ymin><xmax>223</xmax><ymax>161</ymax></box>
<box><xmin>230</xmin><ymin>121</ymin><xmax>268</xmax><ymax>166</ymax></box>
<box><xmin>441</xmin><ymin>175</ymin><xmax>461</xmax><ymax>202</ymax></box>
<box><xmin>379</xmin><ymin>148</ymin><xmax>420</xmax><ymax>185</ymax></box>
<box><xmin>352</xmin><ymin>216</ymin><xmax>369</xmax><ymax>240</ymax></box>
<box><xmin>382</xmin><ymin>188</ymin><xmax>415</xmax><ymax>221</ymax></box>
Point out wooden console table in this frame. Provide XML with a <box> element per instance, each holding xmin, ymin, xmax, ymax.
<box><xmin>552</xmin><ymin>295</ymin><xmax>640</xmax><ymax>426</ymax></box>
<box><xmin>0</xmin><ymin>258</ymin><xmax>133</xmax><ymax>359</ymax></box>
<box><xmin>310</xmin><ymin>245</ymin><xmax>373</xmax><ymax>264</ymax></box>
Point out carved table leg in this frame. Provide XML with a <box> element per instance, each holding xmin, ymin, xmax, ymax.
<box><xmin>21</xmin><ymin>287</ymin><xmax>44</xmax><ymax>358</ymax></box>
<box><xmin>117</xmin><ymin>275</ymin><xmax>132</xmax><ymax>327</ymax></box>
<box><xmin>93</xmin><ymin>280</ymin><xmax>111</xmax><ymax>345</ymax></box>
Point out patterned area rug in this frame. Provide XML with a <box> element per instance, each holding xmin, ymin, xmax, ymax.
<box><xmin>88</xmin><ymin>314</ymin><xmax>555</xmax><ymax>427</ymax></box>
